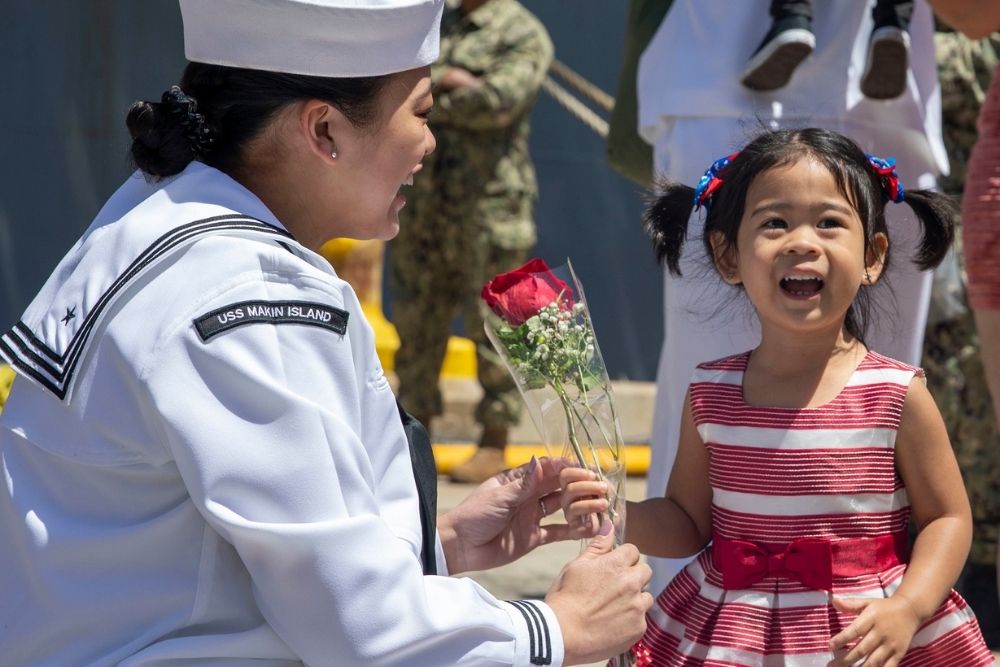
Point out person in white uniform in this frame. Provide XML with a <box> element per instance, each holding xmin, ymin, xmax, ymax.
<box><xmin>637</xmin><ymin>0</ymin><xmax>948</xmax><ymax>594</ymax></box>
<box><xmin>0</xmin><ymin>1</ymin><xmax>653</xmax><ymax>665</ymax></box>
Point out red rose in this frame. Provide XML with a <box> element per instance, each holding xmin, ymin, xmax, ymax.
<box><xmin>481</xmin><ymin>258</ymin><xmax>573</xmax><ymax>325</ymax></box>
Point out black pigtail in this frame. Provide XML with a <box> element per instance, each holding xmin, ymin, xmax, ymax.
<box><xmin>901</xmin><ymin>189</ymin><xmax>959</xmax><ymax>270</ymax></box>
<box><xmin>643</xmin><ymin>177</ymin><xmax>697</xmax><ymax>275</ymax></box>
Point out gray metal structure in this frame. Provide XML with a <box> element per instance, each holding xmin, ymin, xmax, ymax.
<box><xmin>0</xmin><ymin>0</ymin><xmax>663</xmax><ymax>380</ymax></box>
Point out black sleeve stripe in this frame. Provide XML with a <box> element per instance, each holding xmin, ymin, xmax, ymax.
<box><xmin>506</xmin><ymin>601</ymin><xmax>537</xmax><ymax>664</ymax></box>
<box><xmin>508</xmin><ymin>600</ymin><xmax>552</xmax><ymax>665</ymax></box>
<box><xmin>521</xmin><ymin>601</ymin><xmax>553</xmax><ymax>665</ymax></box>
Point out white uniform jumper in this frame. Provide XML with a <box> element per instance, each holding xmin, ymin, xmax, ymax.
<box><xmin>0</xmin><ymin>162</ymin><xmax>562</xmax><ymax>666</ymax></box>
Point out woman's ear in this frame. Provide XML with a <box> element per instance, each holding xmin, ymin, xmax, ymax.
<box><xmin>710</xmin><ymin>231</ymin><xmax>741</xmax><ymax>284</ymax></box>
<box><xmin>298</xmin><ymin>100</ymin><xmax>352</xmax><ymax>164</ymax></box>
<box><xmin>863</xmin><ymin>232</ymin><xmax>889</xmax><ymax>285</ymax></box>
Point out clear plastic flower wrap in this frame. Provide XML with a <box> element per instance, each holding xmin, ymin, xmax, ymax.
<box><xmin>481</xmin><ymin>258</ymin><xmax>633</xmax><ymax>665</ymax></box>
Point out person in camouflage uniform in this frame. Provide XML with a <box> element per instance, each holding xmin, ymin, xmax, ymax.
<box><xmin>922</xmin><ymin>26</ymin><xmax>1000</xmax><ymax>647</ymax></box>
<box><xmin>389</xmin><ymin>0</ymin><xmax>553</xmax><ymax>483</ymax></box>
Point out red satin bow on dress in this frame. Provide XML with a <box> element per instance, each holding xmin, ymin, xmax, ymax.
<box><xmin>713</xmin><ymin>535</ymin><xmax>834</xmax><ymax>591</ymax></box>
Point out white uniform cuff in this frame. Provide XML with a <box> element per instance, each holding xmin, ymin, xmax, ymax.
<box><xmin>434</xmin><ymin>531</ymin><xmax>449</xmax><ymax>576</ymax></box>
<box><xmin>501</xmin><ymin>600</ymin><xmax>564</xmax><ymax>667</ymax></box>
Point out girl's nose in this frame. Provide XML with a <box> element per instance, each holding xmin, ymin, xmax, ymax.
<box><xmin>782</xmin><ymin>227</ymin><xmax>821</xmax><ymax>255</ymax></box>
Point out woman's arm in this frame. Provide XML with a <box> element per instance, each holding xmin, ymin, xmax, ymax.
<box><xmin>624</xmin><ymin>393</ymin><xmax>713</xmax><ymax>558</ymax></box>
<box><xmin>927</xmin><ymin>0</ymin><xmax>1000</xmax><ymax>39</ymax></box>
<box><xmin>144</xmin><ymin>269</ymin><xmax>566</xmax><ymax>667</ymax></box>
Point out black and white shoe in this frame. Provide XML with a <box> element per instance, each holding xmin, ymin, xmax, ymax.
<box><xmin>740</xmin><ymin>17</ymin><xmax>815</xmax><ymax>92</ymax></box>
<box><xmin>860</xmin><ymin>26</ymin><xmax>910</xmax><ymax>100</ymax></box>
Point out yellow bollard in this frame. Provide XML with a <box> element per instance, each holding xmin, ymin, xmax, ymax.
<box><xmin>319</xmin><ymin>239</ymin><xmax>476</xmax><ymax>378</ymax></box>
<box><xmin>320</xmin><ymin>238</ymin><xmax>400</xmax><ymax>370</ymax></box>
<box><xmin>0</xmin><ymin>364</ymin><xmax>15</xmax><ymax>414</ymax></box>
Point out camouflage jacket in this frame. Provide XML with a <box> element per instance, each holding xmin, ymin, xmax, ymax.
<box><xmin>411</xmin><ymin>0</ymin><xmax>553</xmax><ymax>249</ymax></box>
<box><xmin>936</xmin><ymin>29</ymin><xmax>1000</xmax><ymax>195</ymax></box>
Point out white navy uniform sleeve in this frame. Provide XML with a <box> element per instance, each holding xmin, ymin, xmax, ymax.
<box><xmin>138</xmin><ymin>252</ymin><xmax>564</xmax><ymax>667</ymax></box>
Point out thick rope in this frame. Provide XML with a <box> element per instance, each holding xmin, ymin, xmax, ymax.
<box><xmin>541</xmin><ymin>76</ymin><xmax>609</xmax><ymax>139</ymax></box>
<box><xmin>549</xmin><ymin>59</ymin><xmax>615</xmax><ymax>113</ymax></box>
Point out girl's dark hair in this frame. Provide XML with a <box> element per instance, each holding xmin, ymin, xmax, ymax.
<box><xmin>126</xmin><ymin>62</ymin><xmax>391</xmax><ymax>179</ymax></box>
<box><xmin>643</xmin><ymin>127</ymin><xmax>958</xmax><ymax>342</ymax></box>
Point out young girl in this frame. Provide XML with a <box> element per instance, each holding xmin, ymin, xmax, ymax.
<box><xmin>562</xmin><ymin>128</ymin><xmax>996</xmax><ymax>665</ymax></box>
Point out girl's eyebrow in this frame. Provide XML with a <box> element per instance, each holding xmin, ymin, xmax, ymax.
<box><xmin>749</xmin><ymin>200</ymin><xmax>855</xmax><ymax>217</ymax></box>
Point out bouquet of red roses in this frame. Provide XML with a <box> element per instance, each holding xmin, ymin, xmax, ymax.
<box><xmin>481</xmin><ymin>258</ymin><xmax>627</xmax><ymax>546</ymax></box>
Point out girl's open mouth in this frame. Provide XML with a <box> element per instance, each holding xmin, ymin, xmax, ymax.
<box><xmin>780</xmin><ymin>275</ymin><xmax>823</xmax><ymax>296</ymax></box>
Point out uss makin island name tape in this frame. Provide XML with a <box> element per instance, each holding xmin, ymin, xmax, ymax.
<box><xmin>194</xmin><ymin>300</ymin><xmax>349</xmax><ymax>342</ymax></box>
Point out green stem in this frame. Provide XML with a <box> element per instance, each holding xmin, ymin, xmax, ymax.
<box><xmin>554</xmin><ymin>379</ymin><xmax>621</xmax><ymax>529</ymax></box>
<box><xmin>575</xmin><ymin>367</ymin><xmax>620</xmax><ymax>459</ymax></box>
<box><xmin>553</xmin><ymin>380</ymin><xmax>589</xmax><ymax>472</ymax></box>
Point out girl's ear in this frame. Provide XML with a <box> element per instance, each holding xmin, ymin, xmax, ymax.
<box><xmin>863</xmin><ymin>232</ymin><xmax>889</xmax><ymax>285</ymax></box>
<box><xmin>710</xmin><ymin>231</ymin><xmax>741</xmax><ymax>285</ymax></box>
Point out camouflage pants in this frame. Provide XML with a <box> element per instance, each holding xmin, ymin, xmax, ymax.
<box><xmin>389</xmin><ymin>196</ymin><xmax>534</xmax><ymax>429</ymax></box>
<box><xmin>922</xmin><ymin>241</ymin><xmax>1000</xmax><ymax>646</ymax></box>
<box><xmin>923</xmin><ymin>223</ymin><xmax>1000</xmax><ymax>567</ymax></box>
<box><xmin>924</xmin><ymin>310</ymin><xmax>1000</xmax><ymax>566</ymax></box>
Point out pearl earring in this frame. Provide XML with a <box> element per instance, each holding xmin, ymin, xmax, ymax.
<box><xmin>330</xmin><ymin>151</ymin><xmax>337</xmax><ymax>159</ymax></box>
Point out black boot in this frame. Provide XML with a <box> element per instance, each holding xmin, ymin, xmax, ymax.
<box><xmin>860</xmin><ymin>1</ymin><xmax>912</xmax><ymax>99</ymax></box>
<box><xmin>741</xmin><ymin>13</ymin><xmax>815</xmax><ymax>92</ymax></box>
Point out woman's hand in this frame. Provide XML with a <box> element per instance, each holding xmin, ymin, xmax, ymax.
<box><xmin>437</xmin><ymin>456</ymin><xmax>599</xmax><ymax>574</ymax></box>
<box><xmin>828</xmin><ymin>594</ymin><xmax>922</xmax><ymax>667</ymax></box>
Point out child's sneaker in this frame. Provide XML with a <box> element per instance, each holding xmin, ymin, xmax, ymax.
<box><xmin>860</xmin><ymin>26</ymin><xmax>910</xmax><ymax>100</ymax></box>
<box><xmin>740</xmin><ymin>15</ymin><xmax>815</xmax><ymax>92</ymax></box>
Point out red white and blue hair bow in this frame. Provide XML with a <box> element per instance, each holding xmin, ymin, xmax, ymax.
<box><xmin>693</xmin><ymin>152</ymin><xmax>739</xmax><ymax>212</ymax></box>
<box><xmin>866</xmin><ymin>154</ymin><xmax>905</xmax><ymax>203</ymax></box>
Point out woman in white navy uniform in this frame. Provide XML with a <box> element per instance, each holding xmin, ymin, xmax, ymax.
<box><xmin>0</xmin><ymin>1</ymin><xmax>652</xmax><ymax>665</ymax></box>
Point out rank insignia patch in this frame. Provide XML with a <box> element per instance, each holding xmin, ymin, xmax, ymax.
<box><xmin>194</xmin><ymin>300</ymin><xmax>349</xmax><ymax>342</ymax></box>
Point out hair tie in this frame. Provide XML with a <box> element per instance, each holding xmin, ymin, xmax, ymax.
<box><xmin>693</xmin><ymin>152</ymin><xmax>739</xmax><ymax>212</ymax></box>
<box><xmin>161</xmin><ymin>86</ymin><xmax>215</xmax><ymax>156</ymax></box>
<box><xmin>865</xmin><ymin>154</ymin><xmax>905</xmax><ymax>203</ymax></box>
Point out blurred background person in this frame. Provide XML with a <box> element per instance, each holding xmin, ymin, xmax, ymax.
<box><xmin>390</xmin><ymin>0</ymin><xmax>553</xmax><ymax>484</ymax></box>
<box><xmin>926</xmin><ymin>0</ymin><xmax>1000</xmax><ymax>648</ymax></box>
<box><xmin>922</xmin><ymin>16</ymin><xmax>1000</xmax><ymax>647</ymax></box>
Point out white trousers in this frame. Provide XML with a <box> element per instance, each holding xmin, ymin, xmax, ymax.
<box><xmin>646</xmin><ymin>117</ymin><xmax>939</xmax><ymax>594</ymax></box>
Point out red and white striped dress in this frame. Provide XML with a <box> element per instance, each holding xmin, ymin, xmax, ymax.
<box><xmin>635</xmin><ymin>350</ymin><xmax>995</xmax><ymax>666</ymax></box>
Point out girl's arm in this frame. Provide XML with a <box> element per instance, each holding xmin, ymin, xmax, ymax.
<box><xmin>830</xmin><ymin>377</ymin><xmax>973</xmax><ymax>665</ymax></box>
<box><xmin>889</xmin><ymin>377</ymin><xmax>973</xmax><ymax>617</ymax></box>
<box><xmin>625</xmin><ymin>393</ymin><xmax>713</xmax><ymax>557</ymax></box>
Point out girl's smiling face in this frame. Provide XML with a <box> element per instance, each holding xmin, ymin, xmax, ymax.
<box><xmin>714</xmin><ymin>157</ymin><xmax>887</xmax><ymax>338</ymax></box>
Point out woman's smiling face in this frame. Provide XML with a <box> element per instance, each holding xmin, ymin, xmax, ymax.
<box><xmin>719</xmin><ymin>157</ymin><xmax>886</xmax><ymax>337</ymax></box>
<box><xmin>334</xmin><ymin>66</ymin><xmax>436</xmax><ymax>241</ymax></box>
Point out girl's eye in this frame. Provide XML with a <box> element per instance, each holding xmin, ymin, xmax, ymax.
<box><xmin>417</xmin><ymin>108</ymin><xmax>433</xmax><ymax>120</ymax></box>
<box><xmin>818</xmin><ymin>218</ymin><xmax>844</xmax><ymax>229</ymax></box>
<box><xmin>761</xmin><ymin>218</ymin><xmax>786</xmax><ymax>229</ymax></box>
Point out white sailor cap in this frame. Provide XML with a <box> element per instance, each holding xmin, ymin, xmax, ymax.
<box><xmin>179</xmin><ymin>0</ymin><xmax>445</xmax><ymax>78</ymax></box>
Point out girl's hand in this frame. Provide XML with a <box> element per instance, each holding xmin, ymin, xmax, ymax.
<box><xmin>558</xmin><ymin>466</ymin><xmax>611</xmax><ymax>534</ymax></box>
<box><xmin>828</xmin><ymin>594</ymin><xmax>921</xmax><ymax>667</ymax></box>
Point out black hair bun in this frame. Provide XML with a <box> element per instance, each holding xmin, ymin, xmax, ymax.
<box><xmin>125</xmin><ymin>86</ymin><xmax>214</xmax><ymax>179</ymax></box>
